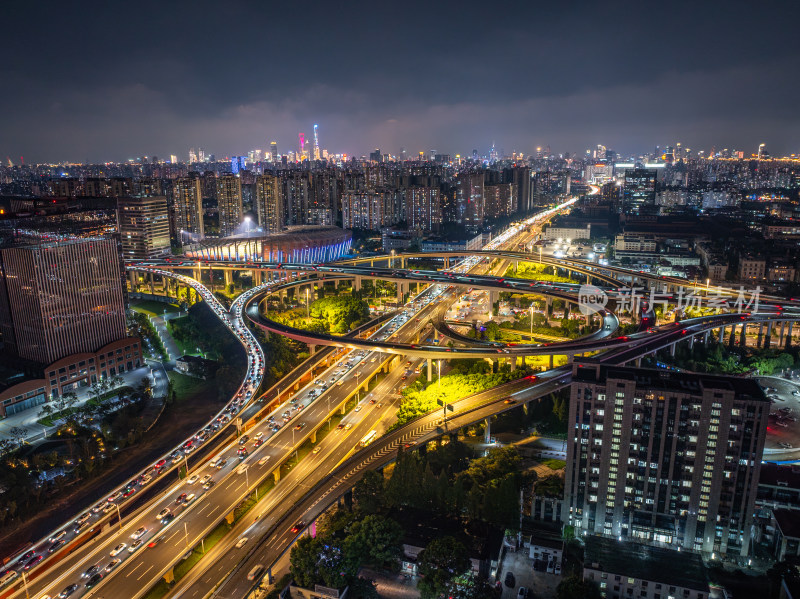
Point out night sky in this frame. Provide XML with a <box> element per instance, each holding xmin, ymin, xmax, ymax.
<box><xmin>3</xmin><ymin>0</ymin><xmax>799</xmax><ymax>163</ymax></box>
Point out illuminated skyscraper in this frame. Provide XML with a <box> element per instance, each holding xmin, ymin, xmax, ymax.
<box><xmin>313</xmin><ymin>124</ymin><xmax>321</xmax><ymax>160</ymax></box>
<box><xmin>404</xmin><ymin>187</ymin><xmax>441</xmax><ymax>232</ymax></box>
<box><xmin>623</xmin><ymin>168</ymin><xmax>658</xmax><ymax>214</ymax></box>
<box><xmin>0</xmin><ymin>238</ymin><xmax>127</xmax><ymax>364</ymax></box>
<box><xmin>217</xmin><ymin>174</ymin><xmax>243</xmax><ymax>237</ymax></box>
<box><xmin>174</xmin><ymin>176</ymin><xmax>204</xmax><ymax>242</ymax></box>
<box><xmin>255</xmin><ymin>174</ymin><xmax>283</xmax><ymax>234</ymax></box>
<box><xmin>188</xmin><ymin>148</ymin><xmax>198</xmax><ymax>163</ymax></box>
<box><xmin>270</xmin><ymin>141</ymin><xmax>278</xmax><ymax>162</ymax></box>
<box><xmin>117</xmin><ymin>196</ymin><xmax>171</xmax><ymax>260</ymax></box>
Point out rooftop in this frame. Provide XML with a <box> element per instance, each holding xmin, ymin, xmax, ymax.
<box><xmin>572</xmin><ymin>362</ymin><xmax>768</xmax><ymax>403</ymax></box>
<box><xmin>773</xmin><ymin>509</ymin><xmax>800</xmax><ymax>540</ymax></box>
<box><xmin>584</xmin><ymin>536</ymin><xmax>708</xmax><ymax>591</ymax></box>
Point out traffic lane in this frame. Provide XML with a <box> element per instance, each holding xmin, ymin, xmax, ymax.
<box><xmin>191</xmin><ymin>366</ymin><xmax>412</xmax><ymax>599</ymax></box>
<box><xmin>217</xmin><ymin>378</ymin><xmax>566</xmax><ymax>598</ymax></box>
<box><xmin>84</xmin><ymin>350</ymin><xmax>403</xmax><ymax>599</ymax></box>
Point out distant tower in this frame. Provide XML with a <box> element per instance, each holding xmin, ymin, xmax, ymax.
<box><xmin>299</xmin><ymin>133</ymin><xmax>306</xmax><ymax>160</ymax></box>
<box><xmin>270</xmin><ymin>141</ymin><xmax>278</xmax><ymax>162</ymax></box>
<box><xmin>313</xmin><ymin>124</ymin><xmax>320</xmax><ymax>160</ymax></box>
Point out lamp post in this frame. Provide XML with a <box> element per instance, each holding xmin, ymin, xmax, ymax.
<box><xmin>115</xmin><ymin>503</ymin><xmax>122</xmax><ymax>531</ymax></box>
<box><xmin>21</xmin><ymin>571</ymin><xmax>30</xmax><ymax>599</ymax></box>
<box><xmin>184</xmin><ymin>521</ymin><xmax>189</xmax><ymax>548</ymax></box>
<box><xmin>305</xmin><ymin>287</ymin><xmax>310</xmax><ymax>318</ymax></box>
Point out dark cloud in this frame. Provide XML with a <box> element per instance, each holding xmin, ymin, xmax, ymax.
<box><xmin>1</xmin><ymin>0</ymin><xmax>799</xmax><ymax>162</ymax></box>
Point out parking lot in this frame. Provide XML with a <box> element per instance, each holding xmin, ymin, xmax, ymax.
<box><xmin>496</xmin><ymin>547</ymin><xmax>562</xmax><ymax>599</ymax></box>
<box><xmin>760</xmin><ymin>375</ymin><xmax>800</xmax><ymax>461</ymax></box>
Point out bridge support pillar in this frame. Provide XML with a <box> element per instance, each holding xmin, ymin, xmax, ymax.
<box><xmin>148</xmin><ymin>272</ymin><xmax>155</xmax><ymax>294</ymax></box>
<box><xmin>310</xmin><ymin>431</ymin><xmax>316</xmax><ymax>443</ymax></box>
<box><xmin>787</xmin><ymin>322</ymin><xmax>794</xmax><ymax>349</ymax></box>
<box><xmin>740</xmin><ymin>323</ymin><xmax>747</xmax><ymax>347</ymax></box>
<box><xmin>489</xmin><ymin>290</ymin><xmax>499</xmax><ymax>310</ymax></box>
<box><xmin>129</xmin><ymin>270</ymin><xmax>137</xmax><ymax>290</ymax></box>
<box><xmin>780</xmin><ymin>322</ymin><xmax>786</xmax><ymax>347</ymax></box>
<box><xmin>510</xmin><ymin>357</ymin><xmax>517</xmax><ymax>372</ymax></box>
<box><xmin>224</xmin><ymin>269</ymin><xmax>232</xmax><ymax>287</ymax></box>
<box><xmin>427</xmin><ymin>358</ymin><xmax>432</xmax><ymax>382</ymax></box>
<box><xmin>341</xmin><ymin>402</ymin><xmax>347</xmax><ymax>415</ymax></box>
<box><xmin>703</xmin><ymin>330</ymin><xmax>709</xmax><ymax>344</ymax></box>
<box><xmin>548</xmin><ymin>354</ymin><xmax>554</xmax><ymax>369</ymax></box>
<box><xmin>765</xmin><ymin>322</ymin><xmax>773</xmax><ymax>349</ymax></box>
<box><xmin>354</xmin><ymin>277</ymin><xmax>362</xmax><ymax>292</ymax></box>
<box><xmin>757</xmin><ymin>324</ymin><xmax>764</xmax><ymax>348</ymax></box>
<box><xmin>273</xmin><ymin>469</ymin><xmax>281</xmax><ymax>483</ymax></box>
<box><xmin>192</xmin><ymin>269</ymin><xmax>200</xmax><ymax>281</ymax></box>
<box><xmin>309</xmin><ymin>344</ymin><xmax>316</xmax><ymax>356</ymax></box>
<box><xmin>670</xmin><ymin>343</ymin><xmax>676</xmax><ymax>357</ymax></box>
<box><xmin>163</xmin><ymin>568</ymin><xmax>175</xmax><ymax>584</ymax></box>
<box><xmin>225</xmin><ymin>511</ymin><xmax>235</xmax><ymax>525</ymax></box>
<box><xmin>689</xmin><ymin>335</ymin><xmax>695</xmax><ymax>350</ymax></box>
<box><xmin>444</xmin><ymin>257</ymin><xmax>450</xmax><ymax>269</ymax></box>
<box><xmin>729</xmin><ymin>325</ymin><xmax>737</xmax><ymax>348</ymax></box>
<box><xmin>636</xmin><ymin>357</ymin><xmax>642</xmax><ymax>367</ymax></box>
<box><xmin>484</xmin><ymin>418</ymin><xmax>491</xmax><ymax>444</ymax></box>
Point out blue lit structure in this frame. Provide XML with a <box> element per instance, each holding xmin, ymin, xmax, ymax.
<box><xmin>184</xmin><ymin>226</ymin><xmax>352</xmax><ymax>264</ymax></box>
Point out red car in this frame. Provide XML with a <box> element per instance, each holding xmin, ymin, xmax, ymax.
<box><xmin>290</xmin><ymin>521</ymin><xmax>305</xmax><ymax>533</ymax></box>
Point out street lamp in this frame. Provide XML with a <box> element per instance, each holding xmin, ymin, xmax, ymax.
<box><xmin>21</xmin><ymin>570</ymin><xmax>29</xmax><ymax>599</ymax></box>
<box><xmin>305</xmin><ymin>287</ymin><xmax>310</xmax><ymax>318</ymax></box>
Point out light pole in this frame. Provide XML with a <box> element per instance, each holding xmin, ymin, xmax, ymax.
<box><xmin>305</xmin><ymin>287</ymin><xmax>310</xmax><ymax>318</ymax></box>
<box><xmin>115</xmin><ymin>503</ymin><xmax>122</xmax><ymax>531</ymax></box>
<box><xmin>21</xmin><ymin>570</ymin><xmax>29</xmax><ymax>599</ymax></box>
<box><xmin>184</xmin><ymin>521</ymin><xmax>189</xmax><ymax>548</ymax></box>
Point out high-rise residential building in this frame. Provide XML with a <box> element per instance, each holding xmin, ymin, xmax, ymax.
<box><xmin>341</xmin><ymin>189</ymin><xmax>397</xmax><ymax>230</ymax></box>
<box><xmin>456</xmin><ymin>172</ymin><xmax>484</xmax><ymax>227</ymax></box>
<box><xmin>188</xmin><ymin>148</ymin><xmax>198</xmax><ymax>163</ymax></box>
<box><xmin>563</xmin><ymin>362</ymin><xmax>767</xmax><ymax>557</ymax></box>
<box><xmin>623</xmin><ymin>168</ymin><xmax>658</xmax><ymax>214</ymax></box>
<box><xmin>483</xmin><ymin>183</ymin><xmax>515</xmax><ymax>218</ymax></box>
<box><xmin>270</xmin><ymin>141</ymin><xmax>278</xmax><ymax>162</ymax></box>
<box><xmin>0</xmin><ymin>238</ymin><xmax>127</xmax><ymax>364</ymax></box>
<box><xmin>255</xmin><ymin>174</ymin><xmax>283</xmax><ymax>234</ymax></box>
<box><xmin>117</xmin><ymin>196</ymin><xmax>171</xmax><ymax>260</ymax></box>
<box><xmin>173</xmin><ymin>176</ymin><xmax>204</xmax><ymax>243</ymax></box>
<box><xmin>217</xmin><ymin>174</ymin><xmax>243</xmax><ymax>237</ymax></box>
<box><xmin>404</xmin><ymin>187</ymin><xmax>441</xmax><ymax>232</ymax></box>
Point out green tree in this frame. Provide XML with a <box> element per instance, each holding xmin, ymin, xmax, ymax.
<box><xmin>345</xmin><ymin>515</ymin><xmax>403</xmax><ymax>569</ymax></box>
<box><xmin>556</xmin><ymin>574</ymin><xmax>602</xmax><ymax>599</ymax></box>
<box><xmin>417</xmin><ymin>536</ymin><xmax>471</xmax><ymax>599</ymax></box>
<box><xmin>353</xmin><ymin>470</ymin><xmax>386</xmax><ymax>515</ymax></box>
<box><xmin>290</xmin><ymin>536</ymin><xmax>324</xmax><ymax>588</ymax></box>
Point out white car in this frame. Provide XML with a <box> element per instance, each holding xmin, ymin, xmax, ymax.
<box><xmin>110</xmin><ymin>543</ymin><xmax>127</xmax><ymax>556</ymax></box>
<box><xmin>128</xmin><ymin>539</ymin><xmax>143</xmax><ymax>553</ymax></box>
<box><xmin>131</xmin><ymin>527</ymin><xmax>148</xmax><ymax>540</ymax></box>
<box><xmin>236</xmin><ymin>537</ymin><xmax>249</xmax><ymax>549</ymax></box>
<box><xmin>187</xmin><ymin>474</ymin><xmax>199</xmax><ymax>485</ymax></box>
<box><xmin>258</xmin><ymin>456</ymin><xmax>271</xmax><ymax>466</ymax></box>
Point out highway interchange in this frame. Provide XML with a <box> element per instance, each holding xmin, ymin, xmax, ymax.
<box><xmin>4</xmin><ymin>197</ymin><xmax>800</xmax><ymax>599</ymax></box>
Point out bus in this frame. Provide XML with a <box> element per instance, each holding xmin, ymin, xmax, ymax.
<box><xmin>358</xmin><ymin>430</ymin><xmax>378</xmax><ymax>447</ymax></box>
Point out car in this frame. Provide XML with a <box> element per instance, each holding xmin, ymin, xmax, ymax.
<box><xmin>254</xmin><ymin>438</ymin><xmax>264</xmax><ymax>448</ymax></box>
<box><xmin>517</xmin><ymin>587</ymin><xmax>527</xmax><ymax>599</ymax></box>
<box><xmin>216</xmin><ymin>458</ymin><xmax>228</xmax><ymax>469</ymax></box>
<box><xmin>237</xmin><ymin>463</ymin><xmax>248</xmax><ymax>474</ymax></box>
<box><xmin>294</xmin><ymin>423</ymin><xmax>305</xmax><ymax>431</ymax></box>
<box><xmin>49</xmin><ymin>530</ymin><xmax>67</xmax><ymax>542</ymax></box>
<box><xmin>344</xmin><ymin>423</ymin><xmax>352</xmax><ymax>430</ymax></box>
<box><xmin>201</xmin><ymin>474</ymin><xmax>213</xmax><ymax>485</ymax></box>
<box><xmin>779</xmin><ymin>442</ymin><xmax>794</xmax><ymax>449</ymax></box>
<box><xmin>157</xmin><ymin>508</ymin><xmax>171</xmax><ymax>520</ymax></box>
<box><xmin>182</xmin><ymin>493</ymin><xmax>196</xmax><ymax>505</ymax></box>
<box><xmin>161</xmin><ymin>513</ymin><xmax>175</xmax><ymax>525</ymax></box>
<box><xmin>203</xmin><ymin>479</ymin><xmax>215</xmax><ymax>490</ymax></box>
<box><xmin>82</xmin><ymin>563</ymin><xmax>101</xmax><ymax>578</ymax></box>
<box><xmin>131</xmin><ymin>527</ymin><xmax>148</xmax><ymax>540</ymax></box>
<box><xmin>85</xmin><ymin>572</ymin><xmax>103</xmax><ymax>589</ymax></box>
<box><xmin>148</xmin><ymin>534</ymin><xmax>166</xmax><ymax>548</ymax></box>
<box><xmin>312</xmin><ymin>446</ymin><xmax>322</xmax><ymax>454</ymax></box>
<box><xmin>58</xmin><ymin>584</ymin><xmax>79</xmax><ymax>598</ymax></box>
<box><xmin>110</xmin><ymin>543</ymin><xmax>127</xmax><ymax>556</ymax></box>
<box><xmin>254</xmin><ymin>431</ymin><xmax>264</xmax><ymax>440</ymax></box>
<box><xmin>238</xmin><ymin>435</ymin><xmax>249</xmax><ymax>446</ymax></box>
<box><xmin>236</xmin><ymin>537</ymin><xmax>249</xmax><ymax>549</ymax></box>
<box><xmin>187</xmin><ymin>474</ymin><xmax>199</xmax><ymax>485</ymax></box>
<box><xmin>23</xmin><ymin>555</ymin><xmax>43</xmax><ymax>571</ymax></box>
<box><xmin>290</xmin><ymin>521</ymin><xmax>305</xmax><ymax>533</ymax></box>
<box><xmin>504</xmin><ymin>572</ymin><xmax>515</xmax><ymax>588</ymax></box>
<box><xmin>128</xmin><ymin>539</ymin><xmax>143</xmax><ymax>553</ymax></box>
<box><xmin>336</xmin><ymin>424</ymin><xmax>345</xmax><ymax>430</ymax></box>
<box><xmin>48</xmin><ymin>540</ymin><xmax>65</xmax><ymax>554</ymax></box>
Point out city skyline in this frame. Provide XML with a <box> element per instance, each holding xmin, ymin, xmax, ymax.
<box><xmin>2</xmin><ymin>0</ymin><xmax>799</xmax><ymax>163</ymax></box>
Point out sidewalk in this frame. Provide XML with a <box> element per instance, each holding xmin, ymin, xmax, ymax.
<box><xmin>0</xmin><ymin>365</ymin><xmax>160</xmax><ymax>444</ymax></box>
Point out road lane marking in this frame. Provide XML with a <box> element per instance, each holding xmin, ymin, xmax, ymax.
<box><xmin>137</xmin><ymin>565</ymin><xmax>154</xmax><ymax>581</ymax></box>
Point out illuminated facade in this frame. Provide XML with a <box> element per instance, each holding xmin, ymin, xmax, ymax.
<box><xmin>183</xmin><ymin>226</ymin><xmax>351</xmax><ymax>263</ymax></box>
<box><xmin>255</xmin><ymin>174</ymin><xmax>283</xmax><ymax>234</ymax></box>
<box><xmin>217</xmin><ymin>174</ymin><xmax>243</xmax><ymax>237</ymax></box>
<box><xmin>0</xmin><ymin>238</ymin><xmax>128</xmax><ymax>364</ymax></box>
<box><xmin>117</xmin><ymin>196</ymin><xmax>171</xmax><ymax>260</ymax></box>
<box><xmin>174</xmin><ymin>176</ymin><xmax>204</xmax><ymax>241</ymax></box>
<box><xmin>564</xmin><ymin>362</ymin><xmax>767</xmax><ymax>557</ymax></box>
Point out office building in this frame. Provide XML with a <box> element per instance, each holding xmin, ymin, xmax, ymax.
<box><xmin>623</xmin><ymin>169</ymin><xmax>658</xmax><ymax>214</ymax></box>
<box><xmin>270</xmin><ymin>141</ymin><xmax>278</xmax><ymax>161</ymax></box>
<box><xmin>0</xmin><ymin>238</ymin><xmax>127</xmax><ymax>364</ymax></box>
<box><xmin>217</xmin><ymin>174</ymin><xmax>243</xmax><ymax>237</ymax></box>
<box><xmin>255</xmin><ymin>174</ymin><xmax>283</xmax><ymax>234</ymax></box>
<box><xmin>117</xmin><ymin>196</ymin><xmax>171</xmax><ymax>260</ymax></box>
<box><xmin>173</xmin><ymin>176</ymin><xmax>204</xmax><ymax>242</ymax></box>
<box><xmin>563</xmin><ymin>362</ymin><xmax>767</xmax><ymax>557</ymax></box>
